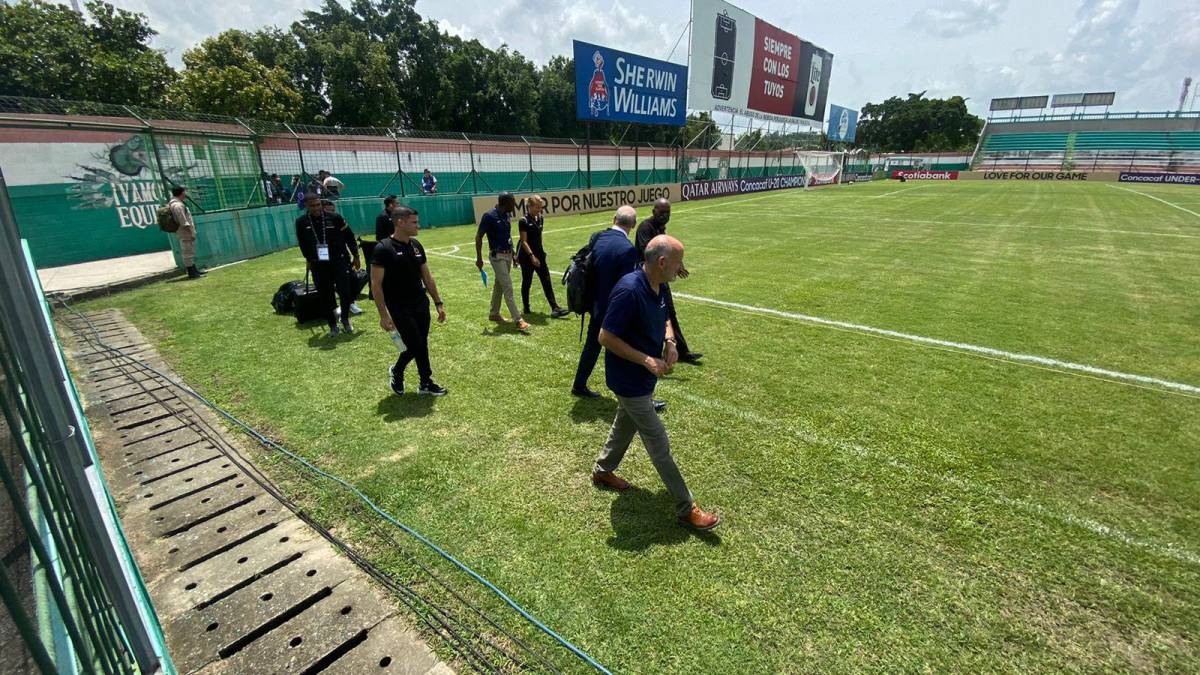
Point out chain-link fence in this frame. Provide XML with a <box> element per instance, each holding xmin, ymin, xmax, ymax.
<box><xmin>0</xmin><ymin>95</ymin><xmax>810</xmax><ymax>216</ymax></box>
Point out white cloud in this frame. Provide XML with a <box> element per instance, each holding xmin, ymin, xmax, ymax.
<box><xmin>910</xmin><ymin>0</ymin><xmax>1009</xmax><ymax>38</ymax></box>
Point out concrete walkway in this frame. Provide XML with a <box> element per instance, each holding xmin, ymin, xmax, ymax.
<box><xmin>38</xmin><ymin>250</ymin><xmax>179</xmax><ymax>294</ymax></box>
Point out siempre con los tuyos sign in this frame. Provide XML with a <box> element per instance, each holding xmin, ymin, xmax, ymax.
<box><xmin>470</xmin><ymin>183</ymin><xmax>680</xmax><ymax>223</ymax></box>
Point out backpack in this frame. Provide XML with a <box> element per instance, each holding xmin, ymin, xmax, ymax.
<box><xmin>157</xmin><ymin>203</ymin><xmax>180</xmax><ymax>233</ymax></box>
<box><xmin>271</xmin><ymin>280</ymin><xmax>306</xmax><ymax>314</ymax></box>
<box><xmin>563</xmin><ymin>231</ymin><xmax>604</xmax><ymax>316</ymax></box>
<box><xmin>562</xmin><ymin>231</ymin><xmax>605</xmax><ymax>339</ymax></box>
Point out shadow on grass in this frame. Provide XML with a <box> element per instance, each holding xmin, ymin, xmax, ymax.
<box><xmin>297</xmin><ymin>321</ymin><xmax>365</xmax><ymax>350</ymax></box>
<box><xmin>570</xmin><ymin>396</ymin><xmax>617</xmax><ymax>423</ymax></box>
<box><xmin>376</xmin><ymin>394</ymin><xmax>435</xmax><ymax>420</ymax></box>
<box><xmin>605</xmin><ymin>486</ymin><xmax>721</xmax><ymax>551</ymax></box>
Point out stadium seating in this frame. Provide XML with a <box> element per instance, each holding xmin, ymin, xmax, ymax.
<box><xmin>973</xmin><ymin>126</ymin><xmax>1200</xmax><ymax>173</ymax></box>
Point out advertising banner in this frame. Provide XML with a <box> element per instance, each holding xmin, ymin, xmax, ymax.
<box><xmin>689</xmin><ymin>0</ymin><xmax>832</xmax><ymax>125</ymax></box>
<box><xmin>574</xmin><ymin>41</ymin><xmax>688</xmax><ymax>126</ymax></box>
<box><xmin>891</xmin><ymin>169</ymin><xmax>958</xmax><ymax>180</ymax></box>
<box><xmin>827</xmin><ymin>104</ymin><xmax>858</xmax><ymax>142</ymax></box>
<box><xmin>680</xmin><ymin>173</ymin><xmax>812</xmax><ymax>201</ymax></box>
<box><xmin>472</xmin><ymin>183</ymin><xmax>680</xmax><ymax>223</ymax></box>
<box><xmin>960</xmin><ymin>170</ymin><xmax>1118</xmax><ymax>181</ymax></box>
<box><xmin>1118</xmin><ymin>172</ymin><xmax>1200</xmax><ymax>186</ymax></box>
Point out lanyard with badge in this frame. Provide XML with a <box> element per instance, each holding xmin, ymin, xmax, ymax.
<box><xmin>310</xmin><ymin>213</ymin><xmax>330</xmax><ymax>261</ymax></box>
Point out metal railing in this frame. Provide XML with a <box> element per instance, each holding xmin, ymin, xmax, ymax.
<box><xmin>987</xmin><ymin>110</ymin><xmax>1200</xmax><ymax>123</ymax></box>
<box><xmin>0</xmin><ymin>168</ymin><xmax>173</xmax><ymax>674</ymax></box>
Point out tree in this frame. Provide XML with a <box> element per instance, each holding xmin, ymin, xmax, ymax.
<box><xmin>856</xmin><ymin>92</ymin><xmax>983</xmax><ymax>152</ymax></box>
<box><xmin>167</xmin><ymin>31</ymin><xmax>303</xmax><ymax>122</ymax></box>
<box><xmin>0</xmin><ymin>0</ymin><xmax>172</xmax><ymax>105</ymax></box>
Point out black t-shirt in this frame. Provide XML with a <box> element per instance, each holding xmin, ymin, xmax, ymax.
<box><xmin>518</xmin><ymin>215</ymin><xmax>545</xmax><ymax>257</ymax></box>
<box><xmin>375</xmin><ymin>210</ymin><xmax>393</xmax><ymax>241</ymax></box>
<box><xmin>635</xmin><ymin>218</ymin><xmax>666</xmax><ymax>256</ymax></box>
<box><xmin>371</xmin><ymin>236</ymin><xmax>428</xmax><ymax>307</ymax></box>
<box><xmin>295</xmin><ymin>212</ymin><xmax>355</xmax><ymax>263</ymax></box>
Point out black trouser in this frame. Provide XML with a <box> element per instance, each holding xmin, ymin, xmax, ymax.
<box><xmin>661</xmin><ymin>284</ymin><xmax>691</xmax><ymax>356</ymax></box>
<box><xmin>310</xmin><ymin>261</ymin><xmax>354</xmax><ymax>329</ymax></box>
<box><xmin>572</xmin><ymin>312</ymin><xmax>603</xmax><ymax>392</ymax></box>
<box><xmin>390</xmin><ymin>302</ymin><xmax>433</xmax><ymax>386</ymax></box>
<box><xmin>519</xmin><ymin>251</ymin><xmax>559</xmax><ymax>311</ymax></box>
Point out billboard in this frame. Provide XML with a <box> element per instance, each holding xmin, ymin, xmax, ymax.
<box><xmin>472</xmin><ymin>183</ymin><xmax>680</xmax><ymax>223</ymax></box>
<box><xmin>573</xmin><ymin>41</ymin><xmax>688</xmax><ymax>126</ymax></box>
<box><xmin>989</xmin><ymin>96</ymin><xmax>1048</xmax><ymax>111</ymax></box>
<box><xmin>891</xmin><ymin>170</ymin><xmax>957</xmax><ymax>180</ymax></box>
<box><xmin>827</xmin><ymin>104</ymin><xmax>858</xmax><ymax>142</ymax></box>
<box><xmin>681</xmin><ymin>174</ymin><xmax>811</xmax><ymax>201</ymax></box>
<box><xmin>688</xmin><ymin>0</ymin><xmax>832</xmax><ymax>125</ymax></box>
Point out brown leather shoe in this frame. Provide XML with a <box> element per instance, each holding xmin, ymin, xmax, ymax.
<box><xmin>489</xmin><ymin>314</ymin><xmax>507</xmax><ymax>323</ymax></box>
<box><xmin>516</xmin><ymin>320</ymin><xmax>531</xmax><ymax>331</ymax></box>
<box><xmin>591</xmin><ymin>470</ymin><xmax>631</xmax><ymax>491</ymax></box>
<box><xmin>678</xmin><ymin>505</ymin><xmax>720</xmax><ymax>531</ymax></box>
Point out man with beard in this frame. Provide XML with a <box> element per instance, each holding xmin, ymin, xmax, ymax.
<box><xmin>634</xmin><ymin>199</ymin><xmax>702</xmax><ymax>364</ymax></box>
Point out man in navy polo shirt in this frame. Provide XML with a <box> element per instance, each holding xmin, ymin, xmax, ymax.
<box><xmin>475</xmin><ymin>192</ymin><xmax>530</xmax><ymax>331</ymax></box>
<box><xmin>590</xmin><ymin>234</ymin><xmax>720</xmax><ymax>531</ymax></box>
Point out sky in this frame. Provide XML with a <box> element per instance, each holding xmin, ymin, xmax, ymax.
<box><xmin>117</xmin><ymin>0</ymin><xmax>1200</xmax><ymax>122</ymax></box>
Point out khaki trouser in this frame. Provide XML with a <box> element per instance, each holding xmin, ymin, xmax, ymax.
<box><xmin>594</xmin><ymin>394</ymin><xmax>694</xmax><ymax>517</ymax></box>
<box><xmin>488</xmin><ymin>251</ymin><xmax>522</xmax><ymax>321</ymax></box>
<box><xmin>177</xmin><ymin>224</ymin><xmax>197</xmax><ymax>266</ymax></box>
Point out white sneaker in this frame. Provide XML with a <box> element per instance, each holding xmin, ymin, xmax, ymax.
<box><xmin>350</xmin><ymin>302</ymin><xmax>363</xmax><ymax>315</ymax></box>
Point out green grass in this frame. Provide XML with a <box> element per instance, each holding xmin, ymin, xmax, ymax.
<box><xmin>76</xmin><ymin>179</ymin><xmax>1200</xmax><ymax>672</ymax></box>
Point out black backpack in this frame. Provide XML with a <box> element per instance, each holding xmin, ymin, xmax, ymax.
<box><xmin>563</xmin><ymin>231</ymin><xmax>606</xmax><ymax>314</ymax></box>
<box><xmin>562</xmin><ymin>231</ymin><xmax>604</xmax><ymax>339</ymax></box>
<box><xmin>271</xmin><ymin>280</ymin><xmax>306</xmax><ymax>314</ymax></box>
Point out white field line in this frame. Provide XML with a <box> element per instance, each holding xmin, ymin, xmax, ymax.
<box><xmin>670</xmin><ymin>292</ymin><xmax>1200</xmax><ymax>396</ymax></box>
<box><xmin>428</xmin><ymin>248</ymin><xmax>1200</xmax><ymax>397</ymax></box>
<box><xmin>1108</xmin><ymin>185</ymin><xmax>1200</xmax><ymax>219</ymax></box>
<box><xmin>870</xmin><ymin>184</ymin><xmax>933</xmax><ymax>198</ymax></box>
<box><xmin>745</xmin><ymin>211</ymin><xmax>1200</xmax><ymax>240</ymax></box>
<box><xmin>497</xmin><ymin>334</ymin><xmax>1200</xmax><ymax>567</ymax></box>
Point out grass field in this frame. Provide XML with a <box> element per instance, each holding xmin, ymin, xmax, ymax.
<box><xmin>76</xmin><ymin>179</ymin><xmax>1200</xmax><ymax>672</ymax></box>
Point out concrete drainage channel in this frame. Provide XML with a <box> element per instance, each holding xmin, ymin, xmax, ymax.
<box><xmin>58</xmin><ymin>309</ymin><xmax>452</xmax><ymax>675</ymax></box>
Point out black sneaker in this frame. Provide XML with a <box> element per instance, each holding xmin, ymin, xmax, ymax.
<box><xmin>571</xmin><ymin>387</ymin><xmax>602</xmax><ymax>399</ymax></box>
<box><xmin>388</xmin><ymin>367</ymin><xmax>404</xmax><ymax>395</ymax></box>
<box><xmin>419</xmin><ymin>381</ymin><xmax>447</xmax><ymax>396</ymax></box>
<box><xmin>551</xmin><ymin>307</ymin><xmax>571</xmax><ymax>319</ymax></box>
<box><xmin>341</xmin><ymin>319</ymin><xmax>353</xmax><ymax>334</ymax></box>
<box><xmin>653</xmin><ymin>399</ymin><xmax>667</xmax><ymax>413</ymax></box>
<box><xmin>679</xmin><ymin>352</ymin><xmax>703</xmax><ymax>364</ymax></box>
<box><xmin>327</xmin><ymin>324</ymin><xmax>340</xmax><ymax>338</ymax></box>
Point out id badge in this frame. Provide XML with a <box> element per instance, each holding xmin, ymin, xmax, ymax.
<box><xmin>316</xmin><ymin>244</ymin><xmax>330</xmax><ymax>261</ymax></box>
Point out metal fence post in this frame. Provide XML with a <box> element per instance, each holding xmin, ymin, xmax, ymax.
<box><xmin>0</xmin><ymin>168</ymin><xmax>167</xmax><ymax>674</ymax></box>
<box><xmin>464</xmin><ymin>133</ymin><xmax>479</xmax><ymax>194</ymax></box>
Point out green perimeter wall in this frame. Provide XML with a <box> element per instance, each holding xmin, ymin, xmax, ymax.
<box><xmin>19</xmin><ymin>168</ymin><xmax>687</xmax><ymax>269</ymax></box>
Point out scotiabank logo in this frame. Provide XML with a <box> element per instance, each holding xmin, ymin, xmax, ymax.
<box><xmin>891</xmin><ymin>170</ymin><xmax>957</xmax><ymax>180</ymax></box>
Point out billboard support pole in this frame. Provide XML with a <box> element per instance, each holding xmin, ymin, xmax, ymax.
<box><xmin>585</xmin><ymin>122</ymin><xmax>592</xmax><ymax>189</ymax></box>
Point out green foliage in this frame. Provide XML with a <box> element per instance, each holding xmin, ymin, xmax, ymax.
<box><xmin>0</xmin><ymin>0</ymin><xmax>172</xmax><ymax>105</ymax></box>
<box><xmin>167</xmin><ymin>31</ymin><xmax>303</xmax><ymax>122</ymax></box>
<box><xmin>857</xmin><ymin>92</ymin><xmax>984</xmax><ymax>152</ymax></box>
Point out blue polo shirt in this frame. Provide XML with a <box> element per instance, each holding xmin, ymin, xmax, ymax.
<box><xmin>477</xmin><ymin>207</ymin><xmax>514</xmax><ymax>254</ymax></box>
<box><xmin>602</xmin><ymin>269</ymin><xmax>668</xmax><ymax>398</ymax></box>
<box><xmin>590</xmin><ymin>228</ymin><xmax>641</xmax><ymax>318</ymax></box>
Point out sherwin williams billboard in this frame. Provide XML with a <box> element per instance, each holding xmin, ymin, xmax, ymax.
<box><xmin>574</xmin><ymin>41</ymin><xmax>688</xmax><ymax>127</ymax></box>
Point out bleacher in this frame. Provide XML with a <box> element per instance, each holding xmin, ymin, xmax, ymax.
<box><xmin>973</xmin><ymin>117</ymin><xmax>1200</xmax><ymax>173</ymax></box>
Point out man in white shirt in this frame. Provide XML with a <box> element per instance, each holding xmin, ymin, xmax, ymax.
<box><xmin>318</xmin><ymin>170</ymin><xmax>345</xmax><ymax>200</ymax></box>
